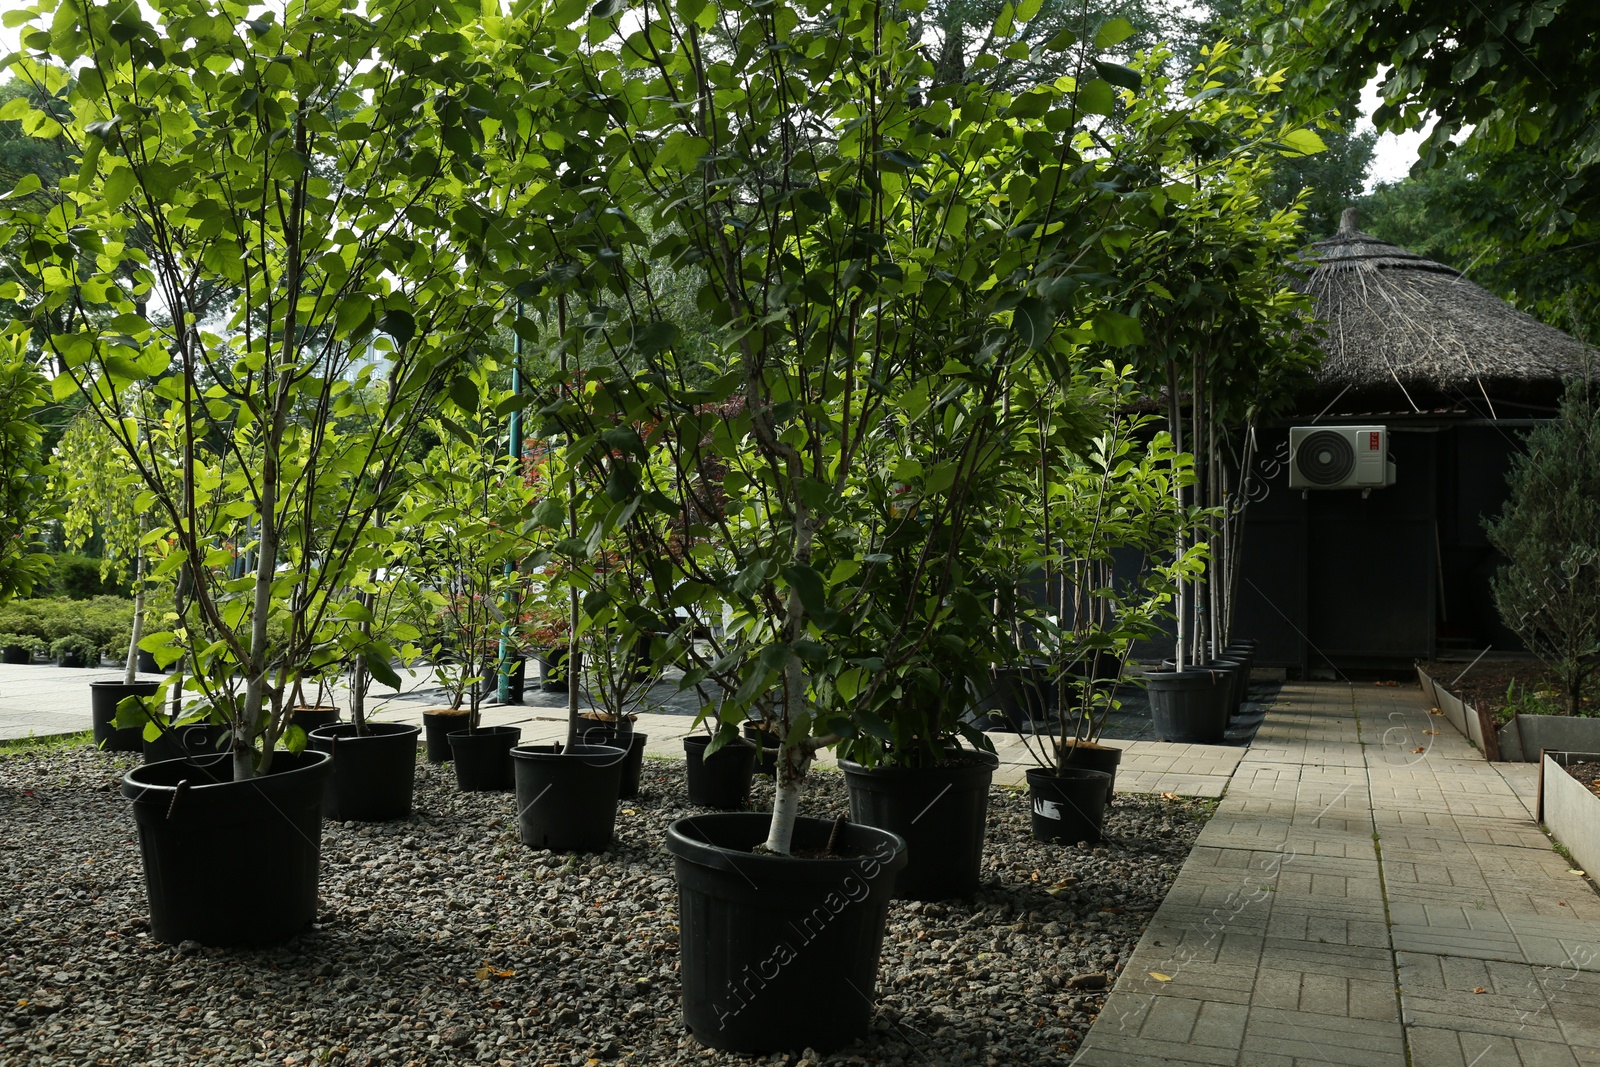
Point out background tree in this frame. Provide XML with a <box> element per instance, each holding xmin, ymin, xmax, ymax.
<box><xmin>0</xmin><ymin>328</ymin><xmax>52</xmax><ymax>602</ymax></box>
<box><xmin>1484</xmin><ymin>378</ymin><xmax>1600</xmax><ymax>715</ymax></box>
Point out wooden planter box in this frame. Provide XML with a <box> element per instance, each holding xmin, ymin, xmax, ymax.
<box><xmin>1539</xmin><ymin>752</ymin><xmax>1600</xmax><ymax>875</ymax></box>
<box><xmin>1417</xmin><ymin>665</ymin><xmax>1600</xmax><ymax>762</ymax></box>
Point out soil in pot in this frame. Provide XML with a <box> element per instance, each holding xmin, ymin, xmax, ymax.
<box><xmin>308</xmin><ymin>722</ymin><xmax>422</xmax><ymax>822</ymax></box>
<box><xmin>666</xmin><ymin>812</ymin><xmax>908</xmax><ymax>1053</ymax></box>
<box><xmin>511</xmin><ymin>743</ymin><xmax>626</xmax><ymax>852</ymax></box>
<box><xmin>448</xmin><ymin>726</ymin><xmax>520</xmax><ymax>791</ymax></box>
<box><xmin>143</xmin><ymin>722</ymin><xmax>229</xmax><ymax>764</ymax></box>
<box><xmin>839</xmin><ymin>750</ymin><xmax>999</xmax><ymax>901</ymax></box>
<box><xmin>682</xmin><ymin>735</ymin><xmax>757</xmax><ymax>809</ymax></box>
<box><xmin>1146</xmin><ymin>669</ymin><xmax>1227</xmax><ymax>744</ymax></box>
<box><xmin>122</xmin><ymin>749</ymin><xmax>332</xmax><ymax>946</ymax></box>
<box><xmin>422</xmin><ymin>708</ymin><xmax>471</xmax><ymax>763</ymax></box>
<box><xmin>91</xmin><ymin>680</ymin><xmax>161</xmax><ymax>752</ymax></box>
<box><xmin>1026</xmin><ymin>767</ymin><xmax>1112</xmax><ymax>844</ymax></box>
<box><xmin>1058</xmin><ymin>741</ymin><xmax>1121</xmax><ymax>806</ymax></box>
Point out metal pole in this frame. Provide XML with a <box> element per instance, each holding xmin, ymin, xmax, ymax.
<box><xmin>497</xmin><ymin>314</ymin><xmax>523</xmax><ymax>703</ymax></box>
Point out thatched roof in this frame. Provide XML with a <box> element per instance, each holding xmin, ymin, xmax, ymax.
<box><xmin>1295</xmin><ymin>209</ymin><xmax>1596</xmax><ymax>411</ymax></box>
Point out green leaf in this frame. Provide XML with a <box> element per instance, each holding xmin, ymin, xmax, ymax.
<box><xmin>591</xmin><ymin>0</ymin><xmax>625</xmax><ymax>17</ymax></box>
<box><xmin>448</xmin><ymin>375</ymin><xmax>479</xmax><ymax>413</ymax></box>
<box><xmin>993</xmin><ymin>1</ymin><xmax>1014</xmax><ymax>38</ymax></box>
<box><xmin>1012</xmin><ymin>296</ymin><xmax>1051</xmax><ymax>349</ymax></box>
<box><xmin>1092</xmin><ymin>310</ymin><xmax>1144</xmax><ymax>347</ymax></box>
<box><xmin>366</xmin><ymin>652</ymin><xmax>401</xmax><ymax>690</ymax></box>
<box><xmin>1278</xmin><ymin>128</ymin><xmax>1328</xmax><ymax>156</ymax></box>
<box><xmin>780</xmin><ymin>563</ymin><xmax>828</xmax><ymax>618</ymax></box>
<box><xmin>1077</xmin><ymin>79</ymin><xmax>1115</xmax><ymax>117</ymax></box>
<box><xmin>1094</xmin><ymin>16</ymin><xmax>1135</xmax><ymax>49</ymax></box>
<box><xmin>378</xmin><ymin>309</ymin><xmax>415</xmax><ymax>347</ymax></box>
<box><xmin>1093</xmin><ymin>60</ymin><xmax>1142</xmax><ymax>91</ymax></box>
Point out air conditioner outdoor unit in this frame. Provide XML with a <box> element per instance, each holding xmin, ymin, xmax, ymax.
<box><xmin>1288</xmin><ymin>426</ymin><xmax>1395</xmax><ymax>489</ymax></box>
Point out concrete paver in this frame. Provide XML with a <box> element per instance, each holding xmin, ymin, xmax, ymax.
<box><xmin>1075</xmin><ymin>680</ymin><xmax>1600</xmax><ymax>1066</ymax></box>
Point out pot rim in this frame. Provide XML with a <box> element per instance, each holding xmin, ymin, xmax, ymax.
<box><xmin>665</xmin><ymin>812</ymin><xmax>908</xmax><ymax>882</ymax></box>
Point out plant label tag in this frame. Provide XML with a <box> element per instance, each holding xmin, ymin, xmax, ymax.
<box><xmin>1033</xmin><ymin>798</ymin><xmax>1063</xmax><ymax>821</ymax></box>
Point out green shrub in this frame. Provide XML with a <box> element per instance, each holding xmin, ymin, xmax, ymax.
<box><xmin>0</xmin><ymin>596</ymin><xmax>135</xmax><ymax>646</ymax></box>
<box><xmin>0</xmin><ymin>632</ymin><xmax>45</xmax><ymax>657</ymax></box>
<box><xmin>50</xmin><ymin>633</ymin><xmax>101</xmax><ymax>667</ymax></box>
<box><xmin>35</xmin><ymin>554</ymin><xmax>130</xmax><ymax>599</ymax></box>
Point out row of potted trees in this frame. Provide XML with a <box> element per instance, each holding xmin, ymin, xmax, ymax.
<box><xmin>2</xmin><ymin>0</ymin><xmax>1319</xmax><ymax>1053</ymax></box>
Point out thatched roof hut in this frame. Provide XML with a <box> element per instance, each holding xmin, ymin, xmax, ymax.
<box><xmin>1295</xmin><ymin>208</ymin><xmax>1595</xmax><ymax>414</ymax></box>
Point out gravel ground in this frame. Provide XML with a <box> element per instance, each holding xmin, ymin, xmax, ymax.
<box><xmin>0</xmin><ymin>745</ymin><xmax>1215</xmax><ymax>1067</ymax></box>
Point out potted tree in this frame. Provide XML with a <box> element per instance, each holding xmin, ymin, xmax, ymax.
<box><xmin>4</xmin><ymin>0</ymin><xmax>504</xmax><ymax>945</ymax></box>
<box><xmin>0</xmin><ymin>633</ymin><xmax>44</xmax><ymax>664</ymax></box>
<box><xmin>506</xmin><ymin>0</ymin><xmax>1163</xmax><ymax>1049</ymax></box>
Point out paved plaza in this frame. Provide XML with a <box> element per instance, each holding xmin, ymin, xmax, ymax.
<box><xmin>8</xmin><ymin>665</ymin><xmax>1589</xmax><ymax>1062</ymax></box>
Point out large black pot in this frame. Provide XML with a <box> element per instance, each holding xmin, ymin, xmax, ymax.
<box><xmin>136</xmin><ymin>648</ymin><xmax>160</xmax><ymax>674</ymax></box>
<box><xmin>575</xmin><ymin>715</ymin><xmax>635</xmax><ymax>747</ymax></box>
<box><xmin>1058</xmin><ymin>741</ymin><xmax>1122</xmax><ymax>806</ymax></box>
<box><xmin>536</xmin><ymin>648</ymin><xmax>581</xmax><ymax>692</ymax></box>
<box><xmin>838</xmin><ymin>750</ymin><xmax>999</xmax><ymax>901</ymax></box>
<box><xmin>290</xmin><ymin>706</ymin><xmax>341</xmax><ymax>734</ymax></box>
<box><xmin>308</xmin><ymin>722</ymin><xmax>422</xmax><ymax>822</ymax></box>
<box><xmin>1205</xmin><ymin>658</ymin><xmax>1248</xmax><ymax>718</ymax></box>
<box><xmin>742</xmin><ymin>721</ymin><xmax>780</xmax><ymax>777</ymax></box>
<box><xmin>448</xmin><ymin>725</ymin><xmax>520</xmax><ymax>791</ymax></box>
<box><xmin>1</xmin><ymin>645</ymin><xmax>31</xmax><ymax>664</ymax></box>
<box><xmin>1026</xmin><ymin>767</ymin><xmax>1112</xmax><ymax>844</ymax></box>
<box><xmin>980</xmin><ymin>665</ymin><xmax>1053</xmax><ymax>732</ymax></box>
<box><xmin>1146</xmin><ymin>669</ymin><xmax>1226</xmax><ymax>743</ymax></box>
<box><xmin>511</xmin><ymin>743</ymin><xmax>626</xmax><ymax>852</ymax></box>
<box><xmin>122</xmin><ymin>749</ymin><xmax>332</xmax><ymax>946</ymax></box>
<box><xmin>619</xmin><ymin>733</ymin><xmax>648</xmax><ymax>800</ymax></box>
<box><xmin>422</xmin><ymin>710</ymin><xmax>471</xmax><ymax>763</ymax></box>
<box><xmin>683</xmin><ymin>735</ymin><xmax>757</xmax><ymax>809</ymax></box>
<box><xmin>91</xmin><ymin>680</ymin><xmax>161</xmax><ymax>752</ymax></box>
<box><xmin>666</xmin><ymin>813</ymin><xmax>908</xmax><ymax>1053</ymax></box>
<box><xmin>143</xmin><ymin>722</ymin><xmax>229</xmax><ymax>764</ymax></box>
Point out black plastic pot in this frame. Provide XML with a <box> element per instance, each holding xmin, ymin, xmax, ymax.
<box><xmin>981</xmin><ymin>664</ymin><xmax>1054</xmax><ymax>732</ymax></box>
<box><xmin>1206</xmin><ymin>657</ymin><xmax>1248</xmax><ymax>718</ymax></box>
<box><xmin>290</xmin><ymin>706</ymin><xmax>341</xmax><ymax>734</ymax></box>
<box><xmin>619</xmin><ymin>733</ymin><xmax>647</xmax><ymax>800</ymax></box>
<box><xmin>838</xmin><ymin>750</ymin><xmax>999</xmax><ymax>901</ymax></box>
<box><xmin>91</xmin><ymin>680</ymin><xmax>161</xmax><ymax>752</ymax></box>
<box><xmin>575</xmin><ymin>715</ymin><xmax>635</xmax><ymax>747</ymax></box>
<box><xmin>511</xmin><ymin>743</ymin><xmax>627</xmax><ymax>852</ymax></box>
<box><xmin>1058</xmin><ymin>741</ymin><xmax>1122</xmax><ymax>806</ymax></box>
<box><xmin>1</xmin><ymin>645</ymin><xmax>31</xmax><ymax>664</ymax></box>
<box><xmin>308</xmin><ymin>722</ymin><xmax>422</xmax><ymax>822</ymax></box>
<box><xmin>683</xmin><ymin>735</ymin><xmax>757</xmax><ymax>809</ymax></box>
<box><xmin>666</xmin><ymin>813</ymin><xmax>908</xmax><ymax>1053</ymax></box>
<box><xmin>742</xmin><ymin>721</ymin><xmax>780</xmax><ymax>777</ymax></box>
<box><xmin>1146</xmin><ymin>669</ymin><xmax>1226</xmax><ymax>743</ymax></box>
<box><xmin>143</xmin><ymin>722</ymin><xmax>229</xmax><ymax>764</ymax></box>
<box><xmin>536</xmin><ymin>648</ymin><xmax>581</xmax><ymax>692</ymax></box>
<box><xmin>1026</xmin><ymin>767</ymin><xmax>1112</xmax><ymax>844</ymax></box>
<box><xmin>136</xmin><ymin>648</ymin><xmax>160</xmax><ymax>674</ymax></box>
<box><xmin>448</xmin><ymin>725</ymin><xmax>520</xmax><ymax>791</ymax></box>
<box><xmin>122</xmin><ymin>749</ymin><xmax>332</xmax><ymax>946</ymax></box>
<box><xmin>422</xmin><ymin>710</ymin><xmax>471</xmax><ymax>763</ymax></box>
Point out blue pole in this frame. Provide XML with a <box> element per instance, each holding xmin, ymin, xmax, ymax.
<box><xmin>498</xmin><ymin>315</ymin><xmax>523</xmax><ymax>703</ymax></box>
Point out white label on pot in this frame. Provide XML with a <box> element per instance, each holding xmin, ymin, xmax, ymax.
<box><xmin>1034</xmin><ymin>798</ymin><xmax>1064</xmax><ymax>821</ymax></box>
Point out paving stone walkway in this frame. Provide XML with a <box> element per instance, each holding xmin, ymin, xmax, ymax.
<box><xmin>1074</xmin><ymin>680</ymin><xmax>1600</xmax><ymax>1067</ymax></box>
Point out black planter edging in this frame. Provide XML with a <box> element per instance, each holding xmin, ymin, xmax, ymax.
<box><xmin>511</xmin><ymin>743</ymin><xmax>626</xmax><ymax>852</ymax></box>
<box><xmin>619</xmin><ymin>733</ymin><xmax>647</xmax><ymax>800</ymax></box>
<box><xmin>90</xmin><ymin>680</ymin><xmax>161</xmax><ymax>752</ymax></box>
<box><xmin>122</xmin><ymin>749</ymin><xmax>332</xmax><ymax>946</ymax></box>
<box><xmin>1058</xmin><ymin>741</ymin><xmax>1122</xmax><ymax>806</ymax></box>
<box><xmin>838</xmin><ymin>750</ymin><xmax>999</xmax><ymax>901</ymax></box>
<box><xmin>665</xmin><ymin>813</ymin><xmax>908</xmax><ymax>1053</ymax></box>
<box><xmin>308</xmin><ymin>722</ymin><xmax>422</xmax><ymax>822</ymax></box>
<box><xmin>143</xmin><ymin>722</ymin><xmax>229</xmax><ymax>764</ymax></box>
<box><xmin>683</xmin><ymin>735</ymin><xmax>757</xmax><ymax>809</ymax></box>
<box><xmin>422</xmin><ymin>710</ymin><xmax>471</xmax><ymax>763</ymax></box>
<box><xmin>1026</xmin><ymin>767</ymin><xmax>1112</xmax><ymax>844</ymax></box>
<box><xmin>448</xmin><ymin>726</ymin><xmax>520</xmax><ymax>792</ymax></box>
<box><xmin>1146</xmin><ymin>669</ymin><xmax>1226</xmax><ymax>743</ymax></box>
